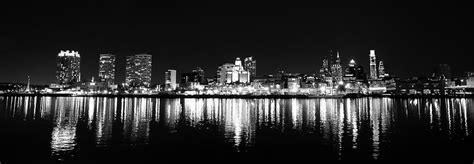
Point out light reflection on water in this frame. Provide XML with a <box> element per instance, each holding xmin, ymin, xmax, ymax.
<box><xmin>0</xmin><ymin>96</ymin><xmax>473</xmax><ymax>161</ymax></box>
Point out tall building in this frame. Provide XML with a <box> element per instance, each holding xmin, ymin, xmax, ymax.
<box><xmin>369</xmin><ymin>50</ymin><xmax>378</xmax><ymax>80</ymax></box>
<box><xmin>330</xmin><ymin>50</ymin><xmax>343</xmax><ymax>82</ymax></box>
<box><xmin>98</xmin><ymin>54</ymin><xmax>115</xmax><ymax>85</ymax></box>
<box><xmin>319</xmin><ymin>57</ymin><xmax>331</xmax><ymax>83</ymax></box>
<box><xmin>344</xmin><ymin>59</ymin><xmax>366</xmax><ymax>82</ymax></box>
<box><xmin>434</xmin><ymin>64</ymin><xmax>452</xmax><ymax>80</ymax></box>
<box><xmin>56</xmin><ymin>50</ymin><xmax>81</xmax><ymax>85</ymax></box>
<box><xmin>244</xmin><ymin>56</ymin><xmax>257</xmax><ymax>79</ymax></box>
<box><xmin>192</xmin><ymin>67</ymin><xmax>206</xmax><ymax>84</ymax></box>
<box><xmin>165</xmin><ymin>69</ymin><xmax>177</xmax><ymax>90</ymax></box>
<box><xmin>125</xmin><ymin>54</ymin><xmax>152</xmax><ymax>88</ymax></box>
<box><xmin>217</xmin><ymin>57</ymin><xmax>250</xmax><ymax>84</ymax></box>
<box><xmin>378</xmin><ymin>60</ymin><xmax>385</xmax><ymax>79</ymax></box>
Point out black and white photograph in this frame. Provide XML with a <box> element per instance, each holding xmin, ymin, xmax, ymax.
<box><xmin>0</xmin><ymin>1</ymin><xmax>473</xmax><ymax>163</ymax></box>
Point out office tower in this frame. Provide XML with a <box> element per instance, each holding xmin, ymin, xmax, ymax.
<box><xmin>434</xmin><ymin>64</ymin><xmax>452</xmax><ymax>80</ymax></box>
<box><xmin>56</xmin><ymin>50</ymin><xmax>81</xmax><ymax>85</ymax></box>
<box><xmin>98</xmin><ymin>54</ymin><xmax>116</xmax><ymax>85</ymax></box>
<box><xmin>319</xmin><ymin>57</ymin><xmax>329</xmax><ymax>78</ymax></box>
<box><xmin>369</xmin><ymin>50</ymin><xmax>378</xmax><ymax>80</ymax></box>
<box><xmin>165</xmin><ymin>69</ymin><xmax>177</xmax><ymax>90</ymax></box>
<box><xmin>344</xmin><ymin>59</ymin><xmax>366</xmax><ymax>82</ymax></box>
<box><xmin>330</xmin><ymin>51</ymin><xmax>343</xmax><ymax>82</ymax></box>
<box><xmin>125</xmin><ymin>54</ymin><xmax>152</xmax><ymax>87</ymax></box>
<box><xmin>244</xmin><ymin>56</ymin><xmax>257</xmax><ymax>79</ymax></box>
<box><xmin>192</xmin><ymin>67</ymin><xmax>206</xmax><ymax>84</ymax></box>
<box><xmin>378</xmin><ymin>60</ymin><xmax>385</xmax><ymax>79</ymax></box>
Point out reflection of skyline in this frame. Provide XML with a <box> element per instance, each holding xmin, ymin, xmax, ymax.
<box><xmin>0</xmin><ymin>96</ymin><xmax>473</xmax><ymax>160</ymax></box>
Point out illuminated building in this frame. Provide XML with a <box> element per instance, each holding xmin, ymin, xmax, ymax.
<box><xmin>217</xmin><ymin>58</ymin><xmax>250</xmax><ymax>84</ymax></box>
<box><xmin>165</xmin><ymin>69</ymin><xmax>177</xmax><ymax>91</ymax></box>
<box><xmin>192</xmin><ymin>67</ymin><xmax>206</xmax><ymax>84</ymax></box>
<box><xmin>330</xmin><ymin>51</ymin><xmax>343</xmax><ymax>82</ymax></box>
<box><xmin>244</xmin><ymin>56</ymin><xmax>257</xmax><ymax>80</ymax></box>
<box><xmin>319</xmin><ymin>57</ymin><xmax>331</xmax><ymax>83</ymax></box>
<box><xmin>56</xmin><ymin>50</ymin><xmax>81</xmax><ymax>85</ymax></box>
<box><xmin>125</xmin><ymin>54</ymin><xmax>152</xmax><ymax>88</ymax></box>
<box><xmin>434</xmin><ymin>64</ymin><xmax>452</xmax><ymax>80</ymax></box>
<box><xmin>98</xmin><ymin>54</ymin><xmax>115</xmax><ymax>85</ymax></box>
<box><xmin>378</xmin><ymin>60</ymin><xmax>385</xmax><ymax>79</ymax></box>
<box><xmin>287</xmin><ymin>77</ymin><xmax>300</xmax><ymax>92</ymax></box>
<box><xmin>369</xmin><ymin>50</ymin><xmax>378</xmax><ymax>80</ymax></box>
<box><xmin>344</xmin><ymin>59</ymin><xmax>366</xmax><ymax>81</ymax></box>
<box><xmin>217</xmin><ymin>63</ymin><xmax>235</xmax><ymax>84</ymax></box>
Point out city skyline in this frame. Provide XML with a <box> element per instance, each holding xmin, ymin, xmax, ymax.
<box><xmin>1</xmin><ymin>5</ymin><xmax>473</xmax><ymax>85</ymax></box>
<box><xmin>0</xmin><ymin>48</ymin><xmax>471</xmax><ymax>86</ymax></box>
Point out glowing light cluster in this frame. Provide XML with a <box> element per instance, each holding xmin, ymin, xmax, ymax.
<box><xmin>58</xmin><ymin>50</ymin><xmax>80</xmax><ymax>57</ymax></box>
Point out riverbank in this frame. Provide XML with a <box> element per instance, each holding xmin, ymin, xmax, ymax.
<box><xmin>1</xmin><ymin>93</ymin><xmax>473</xmax><ymax>98</ymax></box>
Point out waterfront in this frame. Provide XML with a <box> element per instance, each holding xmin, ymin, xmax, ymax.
<box><xmin>0</xmin><ymin>96</ymin><xmax>473</xmax><ymax>162</ymax></box>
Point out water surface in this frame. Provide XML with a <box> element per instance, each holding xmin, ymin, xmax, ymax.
<box><xmin>0</xmin><ymin>96</ymin><xmax>472</xmax><ymax>162</ymax></box>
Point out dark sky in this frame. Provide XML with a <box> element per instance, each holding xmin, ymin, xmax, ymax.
<box><xmin>1</xmin><ymin>1</ymin><xmax>473</xmax><ymax>85</ymax></box>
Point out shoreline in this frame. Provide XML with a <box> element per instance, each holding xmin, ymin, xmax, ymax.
<box><xmin>0</xmin><ymin>93</ymin><xmax>473</xmax><ymax>98</ymax></box>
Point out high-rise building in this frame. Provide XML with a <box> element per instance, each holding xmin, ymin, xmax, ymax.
<box><xmin>344</xmin><ymin>59</ymin><xmax>366</xmax><ymax>82</ymax></box>
<box><xmin>98</xmin><ymin>54</ymin><xmax>115</xmax><ymax>85</ymax></box>
<box><xmin>319</xmin><ymin>57</ymin><xmax>332</xmax><ymax>83</ymax></box>
<box><xmin>56</xmin><ymin>50</ymin><xmax>81</xmax><ymax>85</ymax></box>
<box><xmin>165</xmin><ymin>69</ymin><xmax>177</xmax><ymax>90</ymax></box>
<box><xmin>369</xmin><ymin>50</ymin><xmax>378</xmax><ymax>80</ymax></box>
<box><xmin>434</xmin><ymin>64</ymin><xmax>452</xmax><ymax>80</ymax></box>
<box><xmin>244</xmin><ymin>56</ymin><xmax>257</xmax><ymax>79</ymax></box>
<box><xmin>378</xmin><ymin>60</ymin><xmax>385</xmax><ymax>79</ymax></box>
<box><xmin>192</xmin><ymin>67</ymin><xmax>206</xmax><ymax>84</ymax></box>
<box><xmin>330</xmin><ymin>51</ymin><xmax>343</xmax><ymax>82</ymax></box>
<box><xmin>125</xmin><ymin>54</ymin><xmax>152</xmax><ymax>88</ymax></box>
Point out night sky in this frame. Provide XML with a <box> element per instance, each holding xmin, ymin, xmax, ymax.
<box><xmin>1</xmin><ymin>1</ymin><xmax>473</xmax><ymax>85</ymax></box>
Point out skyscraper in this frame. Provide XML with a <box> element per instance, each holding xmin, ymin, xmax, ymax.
<box><xmin>244</xmin><ymin>56</ymin><xmax>256</xmax><ymax>79</ymax></box>
<box><xmin>192</xmin><ymin>67</ymin><xmax>206</xmax><ymax>84</ymax></box>
<box><xmin>378</xmin><ymin>60</ymin><xmax>385</xmax><ymax>79</ymax></box>
<box><xmin>165</xmin><ymin>69</ymin><xmax>177</xmax><ymax>90</ymax></box>
<box><xmin>98</xmin><ymin>54</ymin><xmax>115</xmax><ymax>85</ymax></box>
<box><xmin>369</xmin><ymin>50</ymin><xmax>378</xmax><ymax>80</ymax></box>
<box><xmin>56</xmin><ymin>50</ymin><xmax>81</xmax><ymax>85</ymax></box>
<box><xmin>125</xmin><ymin>54</ymin><xmax>152</xmax><ymax>88</ymax></box>
<box><xmin>319</xmin><ymin>57</ymin><xmax>331</xmax><ymax>83</ymax></box>
<box><xmin>330</xmin><ymin>50</ymin><xmax>343</xmax><ymax>82</ymax></box>
<box><xmin>344</xmin><ymin>59</ymin><xmax>366</xmax><ymax>82</ymax></box>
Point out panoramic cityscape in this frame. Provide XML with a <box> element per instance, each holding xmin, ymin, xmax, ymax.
<box><xmin>1</xmin><ymin>49</ymin><xmax>473</xmax><ymax>97</ymax></box>
<box><xmin>1</xmin><ymin>4</ymin><xmax>473</xmax><ymax>163</ymax></box>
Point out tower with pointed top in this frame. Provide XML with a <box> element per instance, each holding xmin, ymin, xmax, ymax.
<box><xmin>369</xmin><ymin>50</ymin><xmax>378</xmax><ymax>80</ymax></box>
<box><xmin>330</xmin><ymin>50</ymin><xmax>343</xmax><ymax>82</ymax></box>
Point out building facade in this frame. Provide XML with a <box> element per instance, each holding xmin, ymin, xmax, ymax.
<box><xmin>369</xmin><ymin>50</ymin><xmax>378</xmax><ymax>80</ymax></box>
<box><xmin>330</xmin><ymin>51</ymin><xmax>343</xmax><ymax>83</ymax></box>
<box><xmin>125</xmin><ymin>54</ymin><xmax>152</xmax><ymax>88</ymax></box>
<box><xmin>378</xmin><ymin>60</ymin><xmax>385</xmax><ymax>79</ymax></box>
<box><xmin>244</xmin><ymin>56</ymin><xmax>257</xmax><ymax>80</ymax></box>
<box><xmin>98</xmin><ymin>54</ymin><xmax>115</xmax><ymax>85</ymax></box>
<box><xmin>165</xmin><ymin>69</ymin><xmax>177</xmax><ymax>91</ymax></box>
<box><xmin>217</xmin><ymin>58</ymin><xmax>250</xmax><ymax>84</ymax></box>
<box><xmin>56</xmin><ymin>50</ymin><xmax>81</xmax><ymax>85</ymax></box>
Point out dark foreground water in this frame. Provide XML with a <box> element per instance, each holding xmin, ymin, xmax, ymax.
<box><xmin>0</xmin><ymin>96</ymin><xmax>473</xmax><ymax>163</ymax></box>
